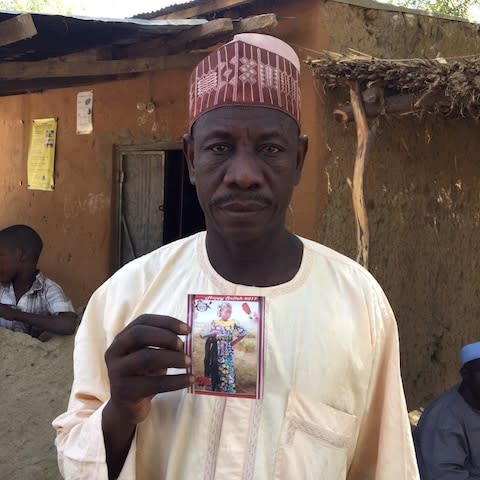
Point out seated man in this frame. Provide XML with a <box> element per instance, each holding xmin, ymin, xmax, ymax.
<box><xmin>0</xmin><ymin>224</ymin><xmax>77</xmax><ymax>340</ymax></box>
<box><xmin>414</xmin><ymin>341</ymin><xmax>480</xmax><ymax>479</ymax></box>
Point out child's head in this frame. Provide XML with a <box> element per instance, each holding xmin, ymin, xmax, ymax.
<box><xmin>0</xmin><ymin>225</ymin><xmax>43</xmax><ymax>282</ymax></box>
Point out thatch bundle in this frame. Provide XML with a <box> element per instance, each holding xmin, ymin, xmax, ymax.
<box><xmin>306</xmin><ymin>50</ymin><xmax>480</xmax><ymax>119</ymax></box>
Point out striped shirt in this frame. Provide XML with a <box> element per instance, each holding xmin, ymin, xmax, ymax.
<box><xmin>0</xmin><ymin>271</ymin><xmax>74</xmax><ymax>337</ymax></box>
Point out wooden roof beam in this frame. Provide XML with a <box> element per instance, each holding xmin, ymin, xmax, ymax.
<box><xmin>0</xmin><ymin>53</ymin><xmax>205</xmax><ymax>81</ymax></box>
<box><xmin>155</xmin><ymin>0</ymin><xmax>254</xmax><ymax>19</ymax></box>
<box><xmin>166</xmin><ymin>17</ymin><xmax>233</xmax><ymax>48</ymax></box>
<box><xmin>171</xmin><ymin>13</ymin><xmax>278</xmax><ymax>54</ymax></box>
<box><xmin>110</xmin><ymin>14</ymin><xmax>276</xmax><ymax>59</ymax></box>
<box><xmin>121</xmin><ymin>18</ymin><xmax>233</xmax><ymax>58</ymax></box>
<box><xmin>0</xmin><ymin>75</ymin><xmax>133</xmax><ymax>97</ymax></box>
<box><xmin>0</xmin><ymin>13</ymin><xmax>37</xmax><ymax>48</ymax></box>
<box><xmin>233</xmin><ymin>13</ymin><xmax>277</xmax><ymax>34</ymax></box>
<box><xmin>333</xmin><ymin>92</ymin><xmax>452</xmax><ymax>121</ymax></box>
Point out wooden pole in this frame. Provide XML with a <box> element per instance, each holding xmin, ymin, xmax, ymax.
<box><xmin>0</xmin><ymin>14</ymin><xmax>37</xmax><ymax>47</ymax></box>
<box><xmin>333</xmin><ymin>92</ymin><xmax>451</xmax><ymax>122</ymax></box>
<box><xmin>349</xmin><ymin>81</ymin><xmax>372</xmax><ymax>269</ymax></box>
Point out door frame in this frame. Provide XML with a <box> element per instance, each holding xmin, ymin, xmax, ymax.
<box><xmin>113</xmin><ymin>142</ymin><xmax>182</xmax><ymax>272</ymax></box>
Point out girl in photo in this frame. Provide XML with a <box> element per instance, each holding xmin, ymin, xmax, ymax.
<box><xmin>202</xmin><ymin>302</ymin><xmax>247</xmax><ymax>393</ymax></box>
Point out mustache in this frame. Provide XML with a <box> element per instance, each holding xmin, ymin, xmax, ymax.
<box><xmin>211</xmin><ymin>193</ymin><xmax>272</xmax><ymax>207</ymax></box>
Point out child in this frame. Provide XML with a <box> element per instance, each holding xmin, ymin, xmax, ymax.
<box><xmin>0</xmin><ymin>224</ymin><xmax>77</xmax><ymax>340</ymax></box>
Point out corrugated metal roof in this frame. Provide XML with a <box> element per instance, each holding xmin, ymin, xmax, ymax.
<box><xmin>133</xmin><ymin>0</ymin><xmax>476</xmax><ymax>23</ymax></box>
<box><xmin>134</xmin><ymin>0</ymin><xmax>208</xmax><ymax>20</ymax></box>
<box><xmin>0</xmin><ymin>11</ymin><xmax>206</xmax><ymax>61</ymax></box>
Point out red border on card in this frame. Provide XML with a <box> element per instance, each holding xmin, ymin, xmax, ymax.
<box><xmin>186</xmin><ymin>293</ymin><xmax>265</xmax><ymax>400</ymax></box>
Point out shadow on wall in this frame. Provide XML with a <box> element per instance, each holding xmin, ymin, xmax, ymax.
<box><xmin>0</xmin><ymin>328</ymin><xmax>74</xmax><ymax>479</ymax></box>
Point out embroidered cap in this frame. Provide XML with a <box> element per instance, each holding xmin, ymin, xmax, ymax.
<box><xmin>189</xmin><ymin>33</ymin><xmax>301</xmax><ymax>129</ymax></box>
<box><xmin>460</xmin><ymin>341</ymin><xmax>480</xmax><ymax>366</ymax></box>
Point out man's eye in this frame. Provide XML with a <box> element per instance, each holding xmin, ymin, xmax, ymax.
<box><xmin>209</xmin><ymin>144</ymin><xmax>230</xmax><ymax>153</ymax></box>
<box><xmin>261</xmin><ymin>145</ymin><xmax>281</xmax><ymax>154</ymax></box>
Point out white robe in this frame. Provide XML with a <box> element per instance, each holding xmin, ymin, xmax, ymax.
<box><xmin>53</xmin><ymin>232</ymin><xmax>419</xmax><ymax>479</ymax></box>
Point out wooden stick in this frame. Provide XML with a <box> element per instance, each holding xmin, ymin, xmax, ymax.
<box><xmin>349</xmin><ymin>81</ymin><xmax>371</xmax><ymax>269</ymax></box>
<box><xmin>0</xmin><ymin>53</ymin><xmax>205</xmax><ymax>80</ymax></box>
<box><xmin>334</xmin><ymin>92</ymin><xmax>451</xmax><ymax>122</ymax></box>
<box><xmin>164</xmin><ymin>18</ymin><xmax>233</xmax><ymax>54</ymax></box>
<box><xmin>0</xmin><ymin>13</ymin><xmax>37</xmax><ymax>47</ymax></box>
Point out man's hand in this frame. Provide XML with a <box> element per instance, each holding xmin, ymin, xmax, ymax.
<box><xmin>0</xmin><ymin>304</ymin><xmax>17</xmax><ymax>321</ymax></box>
<box><xmin>102</xmin><ymin>314</ymin><xmax>193</xmax><ymax>480</ymax></box>
<box><xmin>105</xmin><ymin>314</ymin><xmax>192</xmax><ymax>424</ymax></box>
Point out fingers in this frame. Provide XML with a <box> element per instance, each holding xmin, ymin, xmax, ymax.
<box><xmin>115</xmin><ymin>348</ymin><xmax>191</xmax><ymax>376</ymax></box>
<box><xmin>105</xmin><ymin>314</ymin><xmax>193</xmax><ymax>406</ymax></box>
<box><xmin>108</xmin><ymin>315</ymin><xmax>190</xmax><ymax>357</ymax></box>
<box><xmin>126</xmin><ymin>314</ymin><xmax>189</xmax><ymax>335</ymax></box>
<box><xmin>110</xmin><ymin>374</ymin><xmax>193</xmax><ymax>402</ymax></box>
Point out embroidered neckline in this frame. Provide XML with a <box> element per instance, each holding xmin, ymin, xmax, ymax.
<box><xmin>196</xmin><ymin>232</ymin><xmax>312</xmax><ymax>297</ymax></box>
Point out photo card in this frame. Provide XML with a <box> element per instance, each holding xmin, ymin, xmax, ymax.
<box><xmin>186</xmin><ymin>294</ymin><xmax>265</xmax><ymax>399</ymax></box>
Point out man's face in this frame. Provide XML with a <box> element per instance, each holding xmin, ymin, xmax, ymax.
<box><xmin>471</xmin><ymin>370</ymin><xmax>480</xmax><ymax>400</ymax></box>
<box><xmin>463</xmin><ymin>359</ymin><xmax>480</xmax><ymax>401</ymax></box>
<box><xmin>0</xmin><ymin>241</ymin><xmax>22</xmax><ymax>284</ymax></box>
<box><xmin>184</xmin><ymin>106</ymin><xmax>308</xmax><ymax>242</ymax></box>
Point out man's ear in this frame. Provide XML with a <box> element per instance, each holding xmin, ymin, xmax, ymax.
<box><xmin>461</xmin><ymin>365</ymin><xmax>471</xmax><ymax>383</ymax></box>
<box><xmin>16</xmin><ymin>247</ymin><xmax>28</xmax><ymax>264</ymax></box>
<box><xmin>294</xmin><ymin>134</ymin><xmax>308</xmax><ymax>185</ymax></box>
<box><xmin>183</xmin><ymin>133</ymin><xmax>196</xmax><ymax>185</ymax></box>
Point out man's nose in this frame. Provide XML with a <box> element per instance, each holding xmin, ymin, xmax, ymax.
<box><xmin>223</xmin><ymin>148</ymin><xmax>263</xmax><ymax>189</ymax></box>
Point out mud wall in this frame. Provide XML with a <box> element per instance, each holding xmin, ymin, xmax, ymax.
<box><xmin>0</xmin><ymin>69</ymin><xmax>192</xmax><ymax>308</ymax></box>
<box><xmin>0</xmin><ymin>0</ymin><xmax>331</xmax><ymax>308</ymax></box>
<box><xmin>318</xmin><ymin>1</ymin><xmax>480</xmax><ymax>407</ymax></box>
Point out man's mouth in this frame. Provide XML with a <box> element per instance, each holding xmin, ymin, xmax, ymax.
<box><xmin>218</xmin><ymin>201</ymin><xmax>268</xmax><ymax>213</ymax></box>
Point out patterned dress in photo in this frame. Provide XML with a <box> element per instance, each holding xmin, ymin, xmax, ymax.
<box><xmin>207</xmin><ymin>319</ymin><xmax>247</xmax><ymax>393</ymax></box>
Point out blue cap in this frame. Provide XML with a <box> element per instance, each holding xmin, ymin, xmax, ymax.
<box><xmin>460</xmin><ymin>341</ymin><xmax>480</xmax><ymax>366</ymax></box>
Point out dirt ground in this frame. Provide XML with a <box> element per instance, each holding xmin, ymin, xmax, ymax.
<box><xmin>0</xmin><ymin>328</ymin><xmax>74</xmax><ymax>479</ymax></box>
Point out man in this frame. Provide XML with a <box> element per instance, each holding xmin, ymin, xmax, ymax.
<box><xmin>53</xmin><ymin>34</ymin><xmax>418</xmax><ymax>479</ymax></box>
<box><xmin>414</xmin><ymin>341</ymin><xmax>480</xmax><ymax>479</ymax></box>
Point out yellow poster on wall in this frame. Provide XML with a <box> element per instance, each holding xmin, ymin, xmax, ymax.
<box><xmin>27</xmin><ymin>118</ymin><xmax>57</xmax><ymax>191</ymax></box>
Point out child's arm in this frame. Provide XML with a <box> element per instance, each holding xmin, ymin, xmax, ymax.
<box><xmin>8</xmin><ymin>310</ymin><xmax>77</xmax><ymax>335</ymax></box>
<box><xmin>0</xmin><ymin>303</ymin><xmax>76</xmax><ymax>335</ymax></box>
<box><xmin>0</xmin><ymin>302</ymin><xmax>76</xmax><ymax>335</ymax></box>
<box><xmin>31</xmin><ymin>278</ymin><xmax>77</xmax><ymax>335</ymax></box>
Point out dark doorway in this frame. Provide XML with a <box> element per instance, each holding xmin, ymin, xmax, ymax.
<box><xmin>115</xmin><ymin>146</ymin><xmax>205</xmax><ymax>270</ymax></box>
<box><xmin>163</xmin><ymin>149</ymin><xmax>205</xmax><ymax>245</ymax></box>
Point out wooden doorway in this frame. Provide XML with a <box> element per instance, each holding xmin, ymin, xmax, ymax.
<box><xmin>114</xmin><ymin>144</ymin><xmax>204</xmax><ymax>270</ymax></box>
